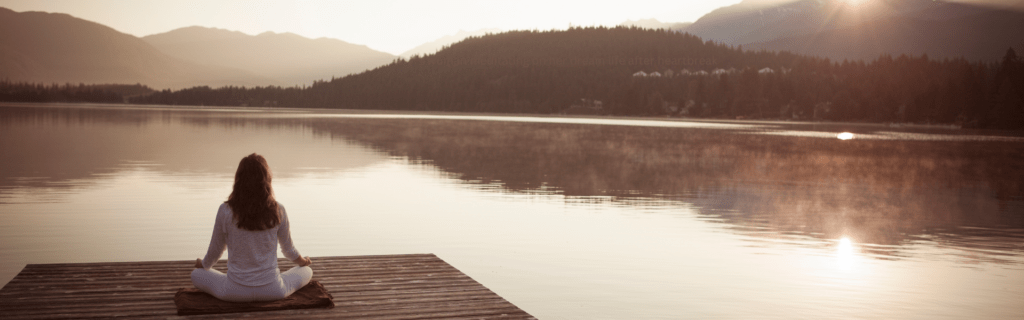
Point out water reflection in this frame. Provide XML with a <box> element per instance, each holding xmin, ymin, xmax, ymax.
<box><xmin>837</xmin><ymin>237</ymin><xmax>856</xmax><ymax>270</ymax></box>
<box><xmin>751</xmin><ymin>129</ymin><xmax>1024</xmax><ymax>142</ymax></box>
<box><xmin>0</xmin><ymin>105</ymin><xmax>386</xmax><ymax>201</ymax></box>
<box><xmin>301</xmin><ymin>116</ymin><xmax>1024</xmax><ymax>263</ymax></box>
<box><xmin>3</xmin><ymin>104</ymin><xmax>1023</xmax><ymax>319</ymax></box>
<box><xmin>2</xmin><ymin>104</ymin><xmax>1022</xmax><ymax>265</ymax></box>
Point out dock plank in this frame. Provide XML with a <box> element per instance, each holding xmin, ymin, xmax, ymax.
<box><xmin>0</xmin><ymin>254</ymin><xmax>534</xmax><ymax>319</ymax></box>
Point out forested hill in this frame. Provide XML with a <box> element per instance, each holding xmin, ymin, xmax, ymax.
<box><xmin>108</xmin><ymin>27</ymin><xmax>1024</xmax><ymax>129</ymax></box>
<box><xmin>303</xmin><ymin>27</ymin><xmax>804</xmax><ymax>113</ymax></box>
<box><xmin>134</xmin><ymin>27</ymin><xmax>810</xmax><ymax>112</ymax></box>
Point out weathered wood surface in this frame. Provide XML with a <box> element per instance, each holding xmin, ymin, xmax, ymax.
<box><xmin>0</xmin><ymin>253</ymin><xmax>535</xmax><ymax>319</ymax></box>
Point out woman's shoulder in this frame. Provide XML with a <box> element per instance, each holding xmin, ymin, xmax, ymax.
<box><xmin>217</xmin><ymin>202</ymin><xmax>233</xmax><ymax>217</ymax></box>
<box><xmin>272</xmin><ymin>201</ymin><xmax>289</xmax><ymax>224</ymax></box>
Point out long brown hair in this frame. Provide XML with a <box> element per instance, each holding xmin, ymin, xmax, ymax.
<box><xmin>226</xmin><ymin>153</ymin><xmax>281</xmax><ymax>231</ymax></box>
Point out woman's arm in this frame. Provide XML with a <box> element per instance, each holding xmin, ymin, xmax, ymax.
<box><xmin>199</xmin><ymin>204</ymin><xmax>229</xmax><ymax>270</ymax></box>
<box><xmin>277</xmin><ymin>204</ymin><xmax>309</xmax><ymax>266</ymax></box>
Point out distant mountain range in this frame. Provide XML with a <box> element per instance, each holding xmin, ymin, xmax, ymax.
<box><xmin>0</xmin><ymin>7</ymin><xmax>395</xmax><ymax>89</ymax></box>
<box><xmin>682</xmin><ymin>0</ymin><xmax>1024</xmax><ymax>61</ymax></box>
<box><xmin>3</xmin><ymin>1</ymin><xmax>1024</xmax><ymax>90</ymax></box>
<box><xmin>615</xmin><ymin>0</ymin><xmax>1024</xmax><ymax>62</ymax></box>
<box><xmin>618</xmin><ymin>19</ymin><xmax>692</xmax><ymax>30</ymax></box>
<box><xmin>143</xmin><ymin>27</ymin><xmax>395</xmax><ymax>86</ymax></box>
<box><xmin>0</xmin><ymin>7</ymin><xmax>273</xmax><ymax>89</ymax></box>
<box><xmin>399</xmin><ymin>29</ymin><xmax>502</xmax><ymax>58</ymax></box>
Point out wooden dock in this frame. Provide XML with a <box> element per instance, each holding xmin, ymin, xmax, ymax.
<box><xmin>0</xmin><ymin>253</ymin><xmax>535</xmax><ymax>319</ymax></box>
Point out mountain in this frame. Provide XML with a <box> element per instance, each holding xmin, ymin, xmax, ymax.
<box><xmin>742</xmin><ymin>8</ymin><xmax>1024</xmax><ymax>62</ymax></box>
<box><xmin>0</xmin><ymin>7</ymin><xmax>273</xmax><ymax>89</ymax></box>
<box><xmin>399</xmin><ymin>29</ymin><xmax>502</xmax><ymax>58</ymax></box>
<box><xmin>142</xmin><ymin>27</ymin><xmax>396</xmax><ymax>86</ymax></box>
<box><xmin>684</xmin><ymin>0</ymin><xmax>829</xmax><ymax>45</ymax></box>
<box><xmin>618</xmin><ymin>19</ymin><xmax>692</xmax><ymax>31</ymax></box>
<box><xmin>685</xmin><ymin>0</ymin><xmax>1024</xmax><ymax>62</ymax></box>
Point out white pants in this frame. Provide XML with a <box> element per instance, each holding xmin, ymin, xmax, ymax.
<box><xmin>190</xmin><ymin>266</ymin><xmax>313</xmax><ymax>302</ymax></box>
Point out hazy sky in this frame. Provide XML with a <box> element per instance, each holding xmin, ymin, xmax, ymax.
<box><xmin>0</xmin><ymin>0</ymin><xmax>745</xmax><ymax>55</ymax></box>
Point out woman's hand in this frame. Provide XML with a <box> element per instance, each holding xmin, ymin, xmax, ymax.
<box><xmin>294</xmin><ymin>256</ymin><xmax>312</xmax><ymax>267</ymax></box>
<box><xmin>194</xmin><ymin>258</ymin><xmax>203</xmax><ymax>269</ymax></box>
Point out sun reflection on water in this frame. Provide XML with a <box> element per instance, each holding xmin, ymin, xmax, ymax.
<box><xmin>838</xmin><ymin>237</ymin><xmax>853</xmax><ymax>254</ymax></box>
<box><xmin>837</xmin><ymin>132</ymin><xmax>855</xmax><ymax>140</ymax></box>
<box><xmin>837</xmin><ymin>237</ymin><xmax>857</xmax><ymax>270</ymax></box>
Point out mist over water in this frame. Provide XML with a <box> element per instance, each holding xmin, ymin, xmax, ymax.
<box><xmin>1</xmin><ymin>104</ymin><xmax>1022</xmax><ymax>319</ymax></box>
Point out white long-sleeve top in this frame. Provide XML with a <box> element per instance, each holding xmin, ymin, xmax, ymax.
<box><xmin>202</xmin><ymin>202</ymin><xmax>302</xmax><ymax>286</ymax></box>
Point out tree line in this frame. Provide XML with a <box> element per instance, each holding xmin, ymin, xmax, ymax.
<box><xmin>0</xmin><ymin>81</ymin><xmax>153</xmax><ymax>104</ymax></box>
<box><xmin>4</xmin><ymin>27</ymin><xmax>1022</xmax><ymax>129</ymax></box>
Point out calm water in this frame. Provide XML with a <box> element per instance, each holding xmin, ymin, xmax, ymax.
<box><xmin>1</xmin><ymin>103</ymin><xmax>1022</xmax><ymax>319</ymax></box>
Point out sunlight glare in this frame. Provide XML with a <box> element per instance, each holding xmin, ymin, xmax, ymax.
<box><xmin>837</xmin><ymin>132</ymin><xmax>855</xmax><ymax>140</ymax></box>
<box><xmin>836</xmin><ymin>237</ymin><xmax>857</xmax><ymax>271</ymax></box>
<box><xmin>838</xmin><ymin>237</ymin><xmax>853</xmax><ymax>254</ymax></box>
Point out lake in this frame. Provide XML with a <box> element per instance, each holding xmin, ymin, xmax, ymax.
<box><xmin>1</xmin><ymin>103</ymin><xmax>1022</xmax><ymax>319</ymax></box>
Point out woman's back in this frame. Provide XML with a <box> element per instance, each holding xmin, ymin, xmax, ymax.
<box><xmin>201</xmin><ymin>202</ymin><xmax>301</xmax><ymax>286</ymax></box>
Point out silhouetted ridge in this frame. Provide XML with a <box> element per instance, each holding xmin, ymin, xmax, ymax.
<box><xmin>0</xmin><ymin>7</ymin><xmax>273</xmax><ymax>89</ymax></box>
<box><xmin>142</xmin><ymin>26</ymin><xmax>396</xmax><ymax>86</ymax></box>
<box><xmin>399</xmin><ymin>29</ymin><xmax>503</xmax><ymax>58</ymax></box>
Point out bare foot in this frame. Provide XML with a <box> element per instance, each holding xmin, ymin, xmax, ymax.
<box><xmin>195</xmin><ymin>258</ymin><xmax>203</xmax><ymax>269</ymax></box>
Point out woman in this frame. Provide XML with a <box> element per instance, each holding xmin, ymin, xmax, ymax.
<box><xmin>191</xmin><ymin>153</ymin><xmax>313</xmax><ymax>302</ymax></box>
